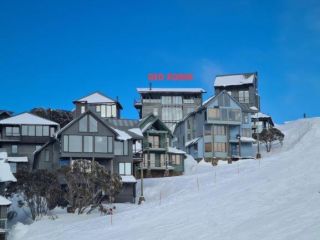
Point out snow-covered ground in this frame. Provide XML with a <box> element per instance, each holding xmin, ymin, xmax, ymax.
<box><xmin>9</xmin><ymin>118</ymin><xmax>320</xmax><ymax>240</ymax></box>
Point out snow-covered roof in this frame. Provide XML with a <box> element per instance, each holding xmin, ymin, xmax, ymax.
<box><xmin>0</xmin><ymin>162</ymin><xmax>17</xmax><ymax>182</ymax></box>
<box><xmin>141</xmin><ymin>121</ymin><xmax>154</xmax><ymax>133</ymax></box>
<box><xmin>250</xmin><ymin>106</ymin><xmax>259</xmax><ymax>111</ymax></box>
<box><xmin>137</xmin><ymin>88</ymin><xmax>206</xmax><ymax>93</ymax></box>
<box><xmin>113</xmin><ymin>128</ymin><xmax>132</xmax><ymax>141</ymax></box>
<box><xmin>185</xmin><ymin>137</ymin><xmax>200</xmax><ymax>148</ymax></box>
<box><xmin>252</xmin><ymin>112</ymin><xmax>271</xmax><ymax>119</ymax></box>
<box><xmin>0</xmin><ymin>152</ymin><xmax>8</xmax><ymax>160</ymax></box>
<box><xmin>0</xmin><ymin>196</ymin><xmax>11</xmax><ymax>206</ymax></box>
<box><xmin>128</xmin><ymin>128</ymin><xmax>143</xmax><ymax>137</ymax></box>
<box><xmin>214</xmin><ymin>73</ymin><xmax>255</xmax><ymax>87</ymax></box>
<box><xmin>167</xmin><ymin>147</ymin><xmax>186</xmax><ymax>155</ymax></box>
<box><xmin>0</xmin><ymin>113</ymin><xmax>59</xmax><ymax>126</ymax></box>
<box><xmin>75</xmin><ymin>92</ymin><xmax>115</xmax><ymax>103</ymax></box>
<box><xmin>7</xmin><ymin>156</ymin><xmax>28</xmax><ymax>163</ymax></box>
<box><xmin>240</xmin><ymin>137</ymin><xmax>256</xmax><ymax>143</ymax></box>
<box><xmin>120</xmin><ymin>175</ymin><xmax>137</xmax><ymax>183</ymax></box>
<box><xmin>202</xmin><ymin>96</ymin><xmax>215</xmax><ymax>106</ymax></box>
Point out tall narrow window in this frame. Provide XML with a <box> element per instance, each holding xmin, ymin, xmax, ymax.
<box><xmin>36</xmin><ymin>126</ymin><xmax>43</xmax><ymax>136</ymax></box>
<box><xmin>81</xmin><ymin>105</ymin><xmax>86</xmax><ymax>113</ymax></box>
<box><xmin>101</xmin><ymin>105</ymin><xmax>106</xmax><ymax>117</ymax></box>
<box><xmin>84</xmin><ymin>136</ymin><xmax>93</xmax><ymax>152</ymax></box>
<box><xmin>12</xmin><ymin>145</ymin><xmax>18</xmax><ymax>154</ymax></box>
<box><xmin>50</xmin><ymin>127</ymin><xmax>55</xmax><ymax>137</ymax></box>
<box><xmin>125</xmin><ymin>163</ymin><xmax>131</xmax><ymax>175</ymax></box>
<box><xmin>22</xmin><ymin>126</ymin><xmax>28</xmax><ymax>136</ymax></box>
<box><xmin>115</xmin><ymin>141</ymin><xmax>124</xmax><ymax>155</ymax></box>
<box><xmin>89</xmin><ymin>115</ymin><xmax>97</xmax><ymax>132</ymax></box>
<box><xmin>63</xmin><ymin>135</ymin><xmax>69</xmax><ymax>152</ymax></box>
<box><xmin>43</xmin><ymin>126</ymin><xmax>49</xmax><ymax>136</ymax></box>
<box><xmin>107</xmin><ymin>137</ymin><xmax>113</xmax><ymax>153</ymax></box>
<box><xmin>111</xmin><ymin>105</ymin><xmax>117</xmax><ymax>117</ymax></box>
<box><xmin>45</xmin><ymin>150</ymin><xmax>50</xmax><ymax>162</ymax></box>
<box><xmin>28</xmin><ymin>125</ymin><xmax>35</xmax><ymax>136</ymax></box>
<box><xmin>79</xmin><ymin>116</ymin><xmax>88</xmax><ymax>132</ymax></box>
<box><xmin>5</xmin><ymin>127</ymin><xmax>12</xmax><ymax>136</ymax></box>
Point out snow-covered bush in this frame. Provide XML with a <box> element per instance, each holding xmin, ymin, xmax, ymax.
<box><xmin>61</xmin><ymin>160</ymin><xmax>122</xmax><ymax>214</ymax></box>
<box><xmin>6</xmin><ymin>170</ymin><xmax>62</xmax><ymax>220</ymax></box>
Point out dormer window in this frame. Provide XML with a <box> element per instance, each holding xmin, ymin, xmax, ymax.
<box><xmin>81</xmin><ymin>105</ymin><xmax>86</xmax><ymax>114</ymax></box>
<box><xmin>100</xmin><ymin>104</ymin><xmax>117</xmax><ymax>118</ymax></box>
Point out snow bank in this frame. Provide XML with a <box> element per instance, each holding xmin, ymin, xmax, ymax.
<box><xmin>10</xmin><ymin>117</ymin><xmax>320</xmax><ymax>240</ymax></box>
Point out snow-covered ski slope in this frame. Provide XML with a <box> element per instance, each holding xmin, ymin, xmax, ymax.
<box><xmin>11</xmin><ymin>118</ymin><xmax>320</xmax><ymax>240</ymax></box>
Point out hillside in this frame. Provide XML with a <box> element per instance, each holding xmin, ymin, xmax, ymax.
<box><xmin>10</xmin><ymin>118</ymin><xmax>320</xmax><ymax>240</ymax></box>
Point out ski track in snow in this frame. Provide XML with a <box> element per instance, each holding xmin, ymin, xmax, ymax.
<box><xmin>9</xmin><ymin>118</ymin><xmax>320</xmax><ymax>240</ymax></box>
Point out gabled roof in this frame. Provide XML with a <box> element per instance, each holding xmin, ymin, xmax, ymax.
<box><xmin>214</xmin><ymin>72</ymin><xmax>256</xmax><ymax>87</ymax></box>
<box><xmin>56</xmin><ymin>110</ymin><xmax>119</xmax><ymax>137</ymax></box>
<box><xmin>252</xmin><ymin>112</ymin><xmax>274</xmax><ymax>126</ymax></box>
<box><xmin>0</xmin><ymin>112</ymin><xmax>59</xmax><ymax>126</ymax></box>
<box><xmin>136</xmin><ymin>88</ymin><xmax>206</xmax><ymax>94</ymax></box>
<box><xmin>106</xmin><ymin>118</ymin><xmax>143</xmax><ymax>140</ymax></box>
<box><xmin>174</xmin><ymin>91</ymin><xmax>247</xmax><ymax>130</ymax></box>
<box><xmin>138</xmin><ymin>114</ymin><xmax>172</xmax><ymax>136</ymax></box>
<box><xmin>74</xmin><ymin>92</ymin><xmax>123</xmax><ymax>109</ymax></box>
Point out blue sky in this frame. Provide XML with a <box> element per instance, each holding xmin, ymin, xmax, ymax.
<box><xmin>1</xmin><ymin>0</ymin><xmax>320</xmax><ymax>123</ymax></box>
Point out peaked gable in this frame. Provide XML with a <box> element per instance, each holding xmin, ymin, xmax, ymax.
<box><xmin>56</xmin><ymin>110</ymin><xmax>119</xmax><ymax>137</ymax></box>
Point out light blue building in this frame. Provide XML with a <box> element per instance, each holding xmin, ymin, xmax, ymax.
<box><xmin>173</xmin><ymin>91</ymin><xmax>255</xmax><ymax>162</ymax></box>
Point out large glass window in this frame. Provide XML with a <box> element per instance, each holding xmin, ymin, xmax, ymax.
<box><xmin>205</xmin><ymin>143</ymin><xmax>212</xmax><ymax>152</ymax></box>
<box><xmin>84</xmin><ymin>136</ymin><xmax>93</xmax><ymax>152</ymax></box>
<box><xmin>207</xmin><ymin>108</ymin><xmax>220</xmax><ymax>120</ymax></box>
<box><xmin>171</xmin><ymin>155</ymin><xmax>181</xmax><ymax>165</ymax></box>
<box><xmin>95</xmin><ymin>136</ymin><xmax>108</xmax><ymax>153</ymax></box>
<box><xmin>119</xmin><ymin>162</ymin><xmax>131</xmax><ymax>175</ymax></box>
<box><xmin>214</xmin><ymin>125</ymin><xmax>226</xmax><ymax>136</ymax></box>
<box><xmin>239</xmin><ymin>90</ymin><xmax>249</xmax><ymax>103</ymax></box>
<box><xmin>68</xmin><ymin>135</ymin><xmax>82</xmax><ymax>152</ymax></box>
<box><xmin>115</xmin><ymin>140</ymin><xmax>128</xmax><ymax>155</ymax></box>
<box><xmin>214</xmin><ymin>142</ymin><xmax>227</xmax><ymax>152</ymax></box>
<box><xmin>5</xmin><ymin>127</ymin><xmax>20</xmax><ymax>136</ymax></box>
<box><xmin>162</xmin><ymin>107</ymin><xmax>183</xmax><ymax>121</ymax></box>
<box><xmin>148</xmin><ymin>135</ymin><xmax>160</xmax><ymax>148</ymax></box>
<box><xmin>229</xmin><ymin>109</ymin><xmax>241</xmax><ymax>121</ymax></box>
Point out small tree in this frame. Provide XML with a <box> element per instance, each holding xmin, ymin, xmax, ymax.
<box><xmin>62</xmin><ymin>160</ymin><xmax>122</xmax><ymax>214</ymax></box>
<box><xmin>257</xmin><ymin>127</ymin><xmax>285</xmax><ymax>152</ymax></box>
<box><xmin>7</xmin><ymin>170</ymin><xmax>62</xmax><ymax>220</ymax></box>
